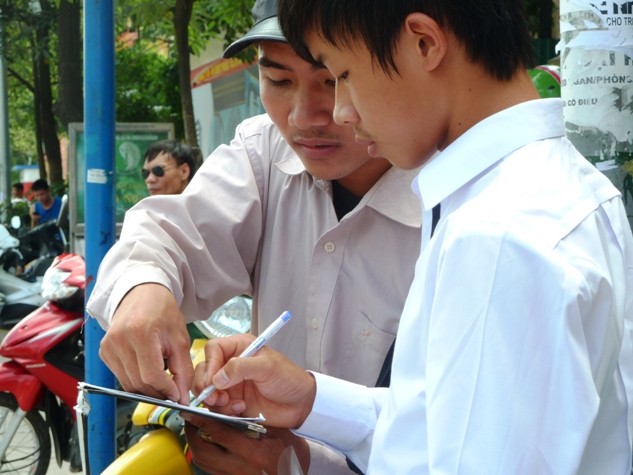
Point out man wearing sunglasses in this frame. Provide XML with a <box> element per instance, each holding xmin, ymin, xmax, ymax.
<box><xmin>141</xmin><ymin>140</ymin><xmax>198</xmax><ymax>196</ymax></box>
<box><xmin>87</xmin><ymin>0</ymin><xmax>421</xmax><ymax>472</ymax></box>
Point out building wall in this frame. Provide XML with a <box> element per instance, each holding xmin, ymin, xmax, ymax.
<box><xmin>190</xmin><ymin>44</ymin><xmax>265</xmax><ymax>159</ymax></box>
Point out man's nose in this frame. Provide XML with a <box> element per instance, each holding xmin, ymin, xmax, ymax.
<box><xmin>288</xmin><ymin>88</ymin><xmax>332</xmax><ymax>129</ymax></box>
<box><xmin>333</xmin><ymin>84</ymin><xmax>358</xmax><ymax>125</ymax></box>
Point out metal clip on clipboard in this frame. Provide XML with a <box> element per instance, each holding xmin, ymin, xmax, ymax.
<box><xmin>75</xmin><ymin>381</ymin><xmax>267</xmax><ymax>473</ymax></box>
<box><xmin>74</xmin><ymin>383</ymin><xmax>91</xmax><ymax>474</ymax></box>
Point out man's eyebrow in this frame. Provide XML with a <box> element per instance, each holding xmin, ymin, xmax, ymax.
<box><xmin>258</xmin><ymin>54</ymin><xmax>327</xmax><ymax>72</ymax></box>
<box><xmin>258</xmin><ymin>56</ymin><xmax>291</xmax><ymax>71</ymax></box>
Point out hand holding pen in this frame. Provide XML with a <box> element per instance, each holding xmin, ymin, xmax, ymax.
<box><xmin>187</xmin><ymin>312</ymin><xmax>318</xmax><ymax>431</ymax></box>
<box><xmin>190</xmin><ymin>310</ymin><xmax>293</xmax><ymax>407</ymax></box>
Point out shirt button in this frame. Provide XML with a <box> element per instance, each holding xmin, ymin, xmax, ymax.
<box><xmin>311</xmin><ymin>318</ymin><xmax>319</xmax><ymax>330</ymax></box>
<box><xmin>323</xmin><ymin>242</ymin><xmax>336</xmax><ymax>253</ymax></box>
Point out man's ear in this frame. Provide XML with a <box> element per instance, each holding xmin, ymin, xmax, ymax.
<box><xmin>180</xmin><ymin>163</ymin><xmax>191</xmax><ymax>181</ymax></box>
<box><xmin>403</xmin><ymin>13</ymin><xmax>447</xmax><ymax>72</ymax></box>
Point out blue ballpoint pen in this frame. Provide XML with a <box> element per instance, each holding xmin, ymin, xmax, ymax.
<box><xmin>190</xmin><ymin>310</ymin><xmax>293</xmax><ymax>407</ymax></box>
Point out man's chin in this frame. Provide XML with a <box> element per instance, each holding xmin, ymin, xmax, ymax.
<box><xmin>302</xmin><ymin>163</ymin><xmax>346</xmax><ymax>182</ymax></box>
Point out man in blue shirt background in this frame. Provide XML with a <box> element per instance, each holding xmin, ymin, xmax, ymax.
<box><xmin>30</xmin><ymin>179</ymin><xmax>62</xmax><ymax>227</ymax></box>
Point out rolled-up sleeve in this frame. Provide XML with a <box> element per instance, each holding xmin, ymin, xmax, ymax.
<box><xmin>86</xmin><ymin>118</ymin><xmax>272</xmax><ymax>328</ymax></box>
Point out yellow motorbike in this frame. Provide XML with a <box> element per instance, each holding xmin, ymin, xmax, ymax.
<box><xmin>101</xmin><ymin>296</ymin><xmax>252</xmax><ymax>475</ymax></box>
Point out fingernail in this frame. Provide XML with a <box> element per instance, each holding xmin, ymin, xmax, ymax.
<box><xmin>214</xmin><ymin>369</ymin><xmax>230</xmax><ymax>388</ymax></box>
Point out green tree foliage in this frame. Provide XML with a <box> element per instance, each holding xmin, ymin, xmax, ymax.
<box><xmin>115</xmin><ymin>44</ymin><xmax>183</xmax><ymax>137</ymax></box>
<box><xmin>115</xmin><ymin>0</ymin><xmax>256</xmax><ymax>148</ymax></box>
<box><xmin>523</xmin><ymin>0</ymin><xmax>554</xmax><ymax>38</ymax></box>
<box><xmin>1</xmin><ymin>0</ymin><xmax>283</xmax><ymax>183</ymax></box>
<box><xmin>1</xmin><ymin>0</ymin><xmax>63</xmax><ymax>185</ymax></box>
<box><xmin>116</xmin><ymin>0</ymin><xmax>255</xmax><ymax>57</ymax></box>
<box><xmin>193</xmin><ymin>0</ymin><xmax>254</xmax><ymax>55</ymax></box>
<box><xmin>0</xmin><ymin>0</ymin><xmax>552</xmax><ymax>187</ymax></box>
<box><xmin>7</xmin><ymin>77</ymin><xmax>38</xmax><ymax>167</ymax></box>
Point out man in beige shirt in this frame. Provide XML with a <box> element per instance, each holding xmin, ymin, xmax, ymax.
<box><xmin>86</xmin><ymin>0</ymin><xmax>420</xmax><ymax>472</ymax></box>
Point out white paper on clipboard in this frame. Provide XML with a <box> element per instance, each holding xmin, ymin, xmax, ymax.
<box><xmin>78</xmin><ymin>382</ymin><xmax>267</xmax><ymax>434</ymax></box>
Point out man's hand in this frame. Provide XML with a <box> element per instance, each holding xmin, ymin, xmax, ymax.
<box><xmin>99</xmin><ymin>283</ymin><xmax>194</xmax><ymax>404</ymax></box>
<box><xmin>191</xmin><ymin>334</ymin><xmax>317</xmax><ymax>429</ymax></box>
<box><xmin>184</xmin><ymin>417</ymin><xmax>310</xmax><ymax>475</ymax></box>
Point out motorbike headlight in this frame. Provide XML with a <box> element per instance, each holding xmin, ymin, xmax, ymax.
<box><xmin>41</xmin><ymin>266</ymin><xmax>76</xmax><ymax>301</ymax></box>
<box><xmin>201</xmin><ymin>296</ymin><xmax>252</xmax><ymax>339</ymax></box>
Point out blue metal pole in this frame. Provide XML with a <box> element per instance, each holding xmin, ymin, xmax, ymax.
<box><xmin>83</xmin><ymin>0</ymin><xmax>116</xmax><ymax>472</ymax></box>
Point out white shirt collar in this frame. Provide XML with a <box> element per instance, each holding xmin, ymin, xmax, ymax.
<box><xmin>415</xmin><ymin>98</ymin><xmax>565</xmax><ymax>212</ymax></box>
<box><xmin>277</xmin><ymin>152</ymin><xmax>421</xmax><ymax>228</ymax></box>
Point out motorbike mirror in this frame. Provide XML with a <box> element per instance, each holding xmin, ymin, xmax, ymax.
<box><xmin>56</xmin><ymin>194</ymin><xmax>69</xmax><ymax>227</ymax></box>
<box><xmin>56</xmin><ymin>194</ymin><xmax>70</xmax><ymax>250</ymax></box>
<box><xmin>10</xmin><ymin>215</ymin><xmax>21</xmax><ymax>229</ymax></box>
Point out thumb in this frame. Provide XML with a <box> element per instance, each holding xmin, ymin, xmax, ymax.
<box><xmin>212</xmin><ymin>367</ymin><xmax>231</xmax><ymax>389</ymax></box>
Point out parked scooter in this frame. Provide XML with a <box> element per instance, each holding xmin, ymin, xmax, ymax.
<box><xmin>4</xmin><ymin>194</ymin><xmax>69</xmax><ymax>281</ymax></box>
<box><xmin>0</xmin><ymin>224</ymin><xmax>46</xmax><ymax>329</ymax></box>
<box><xmin>7</xmin><ymin>220</ymin><xmax>65</xmax><ymax>280</ymax></box>
<box><xmin>0</xmin><ymin>194</ymin><xmax>69</xmax><ymax>329</ymax></box>
<box><xmin>0</xmin><ymin>253</ymin><xmax>142</xmax><ymax>474</ymax></box>
<box><xmin>100</xmin><ymin>296</ymin><xmax>252</xmax><ymax>475</ymax></box>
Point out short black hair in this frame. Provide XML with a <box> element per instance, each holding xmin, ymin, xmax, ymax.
<box><xmin>143</xmin><ymin>140</ymin><xmax>198</xmax><ymax>182</ymax></box>
<box><xmin>278</xmin><ymin>0</ymin><xmax>535</xmax><ymax>81</ymax></box>
<box><xmin>12</xmin><ymin>183</ymin><xmax>23</xmax><ymax>192</ymax></box>
<box><xmin>31</xmin><ymin>179</ymin><xmax>50</xmax><ymax>192</ymax></box>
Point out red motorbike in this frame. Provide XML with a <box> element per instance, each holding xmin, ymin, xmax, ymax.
<box><xmin>0</xmin><ymin>253</ymin><xmax>140</xmax><ymax>474</ymax></box>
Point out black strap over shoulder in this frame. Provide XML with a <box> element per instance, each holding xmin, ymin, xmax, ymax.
<box><xmin>375</xmin><ymin>339</ymin><xmax>395</xmax><ymax>388</ymax></box>
<box><xmin>346</xmin><ymin>457</ymin><xmax>365</xmax><ymax>474</ymax></box>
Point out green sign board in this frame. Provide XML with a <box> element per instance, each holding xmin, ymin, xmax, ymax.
<box><xmin>68</xmin><ymin>123</ymin><xmax>174</xmax><ymax>242</ymax></box>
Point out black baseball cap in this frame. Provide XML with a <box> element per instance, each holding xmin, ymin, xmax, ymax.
<box><xmin>223</xmin><ymin>0</ymin><xmax>285</xmax><ymax>58</ymax></box>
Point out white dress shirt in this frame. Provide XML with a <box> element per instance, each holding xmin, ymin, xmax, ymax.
<box><xmin>86</xmin><ymin>113</ymin><xmax>422</xmax><ymax>474</ymax></box>
<box><xmin>298</xmin><ymin>99</ymin><xmax>633</xmax><ymax>474</ymax></box>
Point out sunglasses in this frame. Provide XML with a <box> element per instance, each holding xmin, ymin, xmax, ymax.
<box><xmin>141</xmin><ymin>165</ymin><xmax>174</xmax><ymax>180</ymax></box>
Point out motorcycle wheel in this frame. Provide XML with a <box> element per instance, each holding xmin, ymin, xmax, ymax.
<box><xmin>0</xmin><ymin>393</ymin><xmax>50</xmax><ymax>475</ymax></box>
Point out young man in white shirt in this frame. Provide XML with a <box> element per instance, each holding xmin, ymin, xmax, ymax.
<box><xmin>86</xmin><ymin>0</ymin><xmax>421</xmax><ymax>472</ymax></box>
<box><xmin>187</xmin><ymin>0</ymin><xmax>633</xmax><ymax>473</ymax></box>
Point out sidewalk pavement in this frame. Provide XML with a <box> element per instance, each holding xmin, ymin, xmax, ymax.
<box><xmin>47</xmin><ymin>458</ymin><xmax>79</xmax><ymax>475</ymax></box>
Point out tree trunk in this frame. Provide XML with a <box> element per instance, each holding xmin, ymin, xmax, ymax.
<box><xmin>30</xmin><ymin>36</ymin><xmax>46</xmax><ymax>180</ymax></box>
<box><xmin>56</xmin><ymin>0</ymin><xmax>83</xmax><ymax>127</ymax></box>
<box><xmin>34</xmin><ymin>0</ymin><xmax>62</xmax><ymax>186</ymax></box>
<box><xmin>173</xmin><ymin>0</ymin><xmax>199</xmax><ymax>148</ymax></box>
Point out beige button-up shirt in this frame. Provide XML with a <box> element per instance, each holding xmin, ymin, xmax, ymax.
<box><xmin>87</xmin><ymin>113</ymin><xmax>421</xmax><ymax>473</ymax></box>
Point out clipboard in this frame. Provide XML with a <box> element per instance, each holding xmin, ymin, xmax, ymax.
<box><xmin>78</xmin><ymin>382</ymin><xmax>267</xmax><ymax>435</ymax></box>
